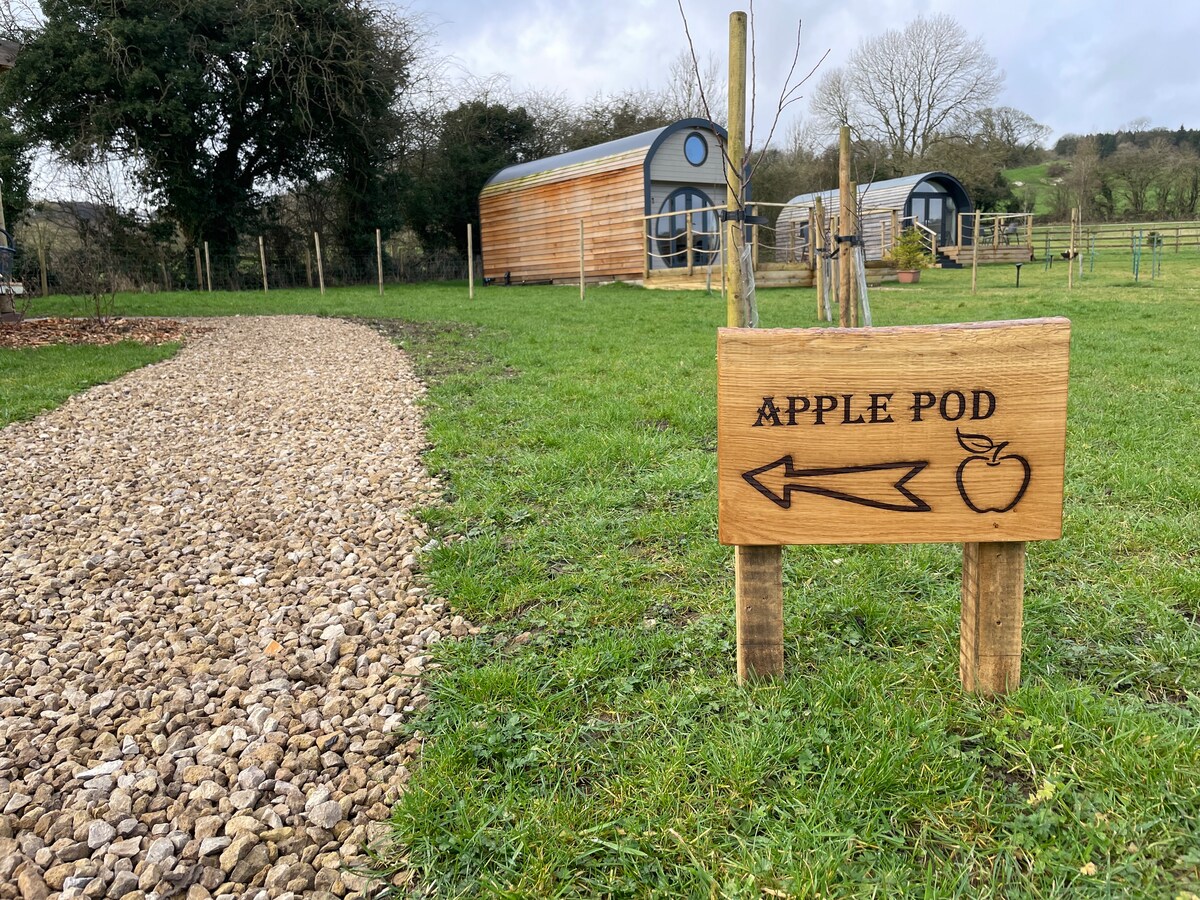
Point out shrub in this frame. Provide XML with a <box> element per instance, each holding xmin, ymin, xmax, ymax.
<box><xmin>885</xmin><ymin>228</ymin><xmax>932</xmax><ymax>269</ymax></box>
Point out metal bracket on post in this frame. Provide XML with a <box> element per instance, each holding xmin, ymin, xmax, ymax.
<box><xmin>719</xmin><ymin>209</ymin><xmax>769</xmax><ymax>227</ymax></box>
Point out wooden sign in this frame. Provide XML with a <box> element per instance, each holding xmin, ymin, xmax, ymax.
<box><xmin>718</xmin><ymin>319</ymin><xmax>1071</xmax><ymax>546</ymax></box>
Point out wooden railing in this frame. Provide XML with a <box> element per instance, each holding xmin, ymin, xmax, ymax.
<box><xmin>957</xmin><ymin>212</ymin><xmax>1034</xmax><ymax>251</ymax></box>
<box><xmin>913</xmin><ymin>220</ymin><xmax>938</xmax><ymax>259</ymax></box>
<box><xmin>1033</xmin><ymin>220</ymin><xmax>1200</xmax><ymax>255</ymax></box>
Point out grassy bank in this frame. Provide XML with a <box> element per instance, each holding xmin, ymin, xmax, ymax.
<box><xmin>5</xmin><ymin>254</ymin><xmax>1199</xmax><ymax>895</ymax></box>
<box><xmin>0</xmin><ymin>341</ymin><xmax>180</xmax><ymax>426</ymax></box>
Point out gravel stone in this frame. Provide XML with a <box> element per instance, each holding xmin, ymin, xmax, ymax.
<box><xmin>306</xmin><ymin>800</ymin><xmax>344</xmax><ymax>830</ymax></box>
<box><xmin>0</xmin><ymin>318</ymin><xmax>476</xmax><ymax>898</ymax></box>
<box><xmin>86</xmin><ymin>820</ymin><xmax>116</xmax><ymax>850</ymax></box>
<box><xmin>109</xmin><ymin>837</ymin><xmax>142</xmax><ymax>857</ymax></box>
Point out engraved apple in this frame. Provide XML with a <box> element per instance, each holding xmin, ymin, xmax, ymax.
<box><xmin>955</xmin><ymin>429</ymin><xmax>1031</xmax><ymax>513</ymax></box>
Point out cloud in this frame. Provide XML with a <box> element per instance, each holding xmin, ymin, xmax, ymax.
<box><xmin>405</xmin><ymin>0</ymin><xmax>1200</xmax><ymax>144</ymax></box>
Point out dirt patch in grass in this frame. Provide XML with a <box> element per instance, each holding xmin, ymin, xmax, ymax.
<box><xmin>0</xmin><ymin>317</ymin><xmax>195</xmax><ymax>349</ymax></box>
<box><xmin>1175</xmin><ymin>604</ymin><xmax>1199</xmax><ymax>628</ymax></box>
<box><xmin>355</xmin><ymin>317</ymin><xmax>504</xmax><ymax>381</ymax></box>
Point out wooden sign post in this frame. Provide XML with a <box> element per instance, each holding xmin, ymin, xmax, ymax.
<box><xmin>718</xmin><ymin>318</ymin><xmax>1071</xmax><ymax>694</ymax></box>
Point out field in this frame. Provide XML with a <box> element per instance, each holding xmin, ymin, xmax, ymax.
<box><xmin>1003</xmin><ymin>163</ymin><xmax>1057</xmax><ymax>216</ymax></box>
<box><xmin>4</xmin><ymin>252</ymin><xmax>1199</xmax><ymax>896</ymax></box>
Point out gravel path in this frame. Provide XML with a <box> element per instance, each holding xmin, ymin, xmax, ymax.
<box><xmin>0</xmin><ymin>317</ymin><xmax>468</xmax><ymax>899</ymax></box>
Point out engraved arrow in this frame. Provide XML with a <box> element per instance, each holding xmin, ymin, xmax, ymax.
<box><xmin>741</xmin><ymin>457</ymin><xmax>931</xmax><ymax>512</ymax></box>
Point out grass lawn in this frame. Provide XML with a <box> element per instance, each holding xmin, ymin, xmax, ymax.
<box><xmin>0</xmin><ymin>340</ymin><xmax>180</xmax><ymax>426</ymax></box>
<box><xmin>8</xmin><ymin>253</ymin><xmax>1200</xmax><ymax>896</ymax></box>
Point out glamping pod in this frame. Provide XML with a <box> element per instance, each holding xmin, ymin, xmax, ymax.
<box><xmin>479</xmin><ymin>118</ymin><xmax>729</xmax><ymax>284</ymax></box>
<box><xmin>777</xmin><ymin>172</ymin><xmax>974</xmax><ymax>262</ymax></box>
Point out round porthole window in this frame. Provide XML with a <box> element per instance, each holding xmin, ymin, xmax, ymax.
<box><xmin>684</xmin><ymin>132</ymin><xmax>708</xmax><ymax>166</ymax></box>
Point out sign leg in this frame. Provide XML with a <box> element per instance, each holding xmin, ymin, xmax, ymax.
<box><xmin>960</xmin><ymin>541</ymin><xmax>1025</xmax><ymax>695</ymax></box>
<box><xmin>735</xmin><ymin>545</ymin><xmax>784</xmax><ymax>683</ymax></box>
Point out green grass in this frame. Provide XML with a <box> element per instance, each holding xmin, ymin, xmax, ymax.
<box><xmin>1003</xmin><ymin>162</ymin><xmax>1056</xmax><ymax>216</ymax></box>
<box><xmin>6</xmin><ymin>257</ymin><xmax>1200</xmax><ymax>896</ymax></box>
<box><xmin>0</xmin><ymin>340</ymin><xmax>180</xmax><ymax>426</ymax></box>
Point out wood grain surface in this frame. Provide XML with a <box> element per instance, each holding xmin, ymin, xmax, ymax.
<box><xmin>718</xmin><ymin>318</ymin><xmax>1071</xmax><ymax>545</ymax></box>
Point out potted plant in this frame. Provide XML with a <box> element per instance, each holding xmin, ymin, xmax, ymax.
<box><xmin>886</xmin><ymin>228</ymin><xmax>931</xmax><ymax>283</ymax></box>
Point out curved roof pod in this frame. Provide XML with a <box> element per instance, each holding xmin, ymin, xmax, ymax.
<box><xmin>483</xmin><ymin>117</ymin><xmax>728</xmax><ymax>214</ymax></box>
<box><xmin>776</xmin><ymin>171</ymin><xmax>974</xmax><ymax>260</ymax></box>
<box><xmin>479</xmin><ymin>118</ymin><xmax>730</xmax><ymax>283</ymax></box>
<box><xmin>779</xmin><ymin>171</ymin><xmax>972</xmax><ymax>221</ymax></box>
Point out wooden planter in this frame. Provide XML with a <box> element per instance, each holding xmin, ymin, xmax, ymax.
<box><xmin>896</xmin><ymin>269</ymin><xmax>921</xmax><ymax>284</ymax></box>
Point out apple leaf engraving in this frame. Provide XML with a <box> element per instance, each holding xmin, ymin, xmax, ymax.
<box><xmin>956</xmin><ymin>429</ymin><xmax>995</xmax><ymax>455</ymax></box>
<box><xmin>957</xmin><ymin>429</ymin><xmax>1010</xmax><ymax>465</ymax></box>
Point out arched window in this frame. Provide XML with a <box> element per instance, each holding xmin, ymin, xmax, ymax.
<box><xmin>655</xmin><ymin>187</ymin><xmax>718</xmax><ymax>268</ymax></box>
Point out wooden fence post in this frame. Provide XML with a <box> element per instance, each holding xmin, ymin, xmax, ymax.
<box><xmin>467</xmin><ymin>223</ymin><xmax>474</xmax><ymax>300</ymax></box>
<box><xmin>1068</xmin><ymin>208</ymin><xmax>1076</xmax><ymax>290</ymax></box>
<box><xmin>961</xmin><ymin>541</ymin><xmax>1026</xmax><ymax>695</ymax></box>
<box><xmin>814</xmin><ymin>198</ymin><xmax>825</xmax><ymax>320</ymax></box>
<box><xmin>971</xmin><ymin>213</ymin><xmax>980</xmax><ymax>294</ymax></box>
<box><xmin>258</xmin><ymin>236</ymin><xmax>269</xmax><ymax>293</ymax></box>
<box><xmin>376</xmin><ymin>228</ymin><xmax>384</xmax><ymax>296</ymax></box>
<box><xmin>313</xmin><ymin>232</ymin><xmax>325</xmax><ymax>296</ymax></box>
<box><xmin>36</xmin><ymin>232</ymin><xmax>49</xmax><ymax>298</ymax></box>
<box><xmin>643</xmin><ymin>222</ymin><xmax>650</xmax><ymax>282</ymax></box>
<box><xmin>686</xmin><ymin>213</ymin><xmax>694</xmax><ymax>276</ymax></box>
<box><xmin>203</xmin><ymin>241</ymin><xmax>213</xmax><ymax>292</ymax></box>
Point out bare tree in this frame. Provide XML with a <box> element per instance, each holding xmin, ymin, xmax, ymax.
<box><xmin>675</xmin><ymin>2</ymin><xmax>827</xmax><ymax>199</ymax></box>
<box><xmin>811</xmin><ymin>14</ymin><xmax>1003</xmax><ymax>164</ymax></box>
<box><xmin>0</xmin><ymin>0</ymin><xmax>40</xmax><ymax>37</ymax></box>
<box><xmin>35</xmin><ymin>156</ymin><xmax>159</xmax><ymax>319</ymax></box>
<box><xmin>664</xmin><ymin>50</ymin><xmax>726</xmax><ymax>124</ymax></box>
<box><xmin>1067</xmin><ymin>137</ymin><xmax>1104</xmax><ymax>221</ymax></box>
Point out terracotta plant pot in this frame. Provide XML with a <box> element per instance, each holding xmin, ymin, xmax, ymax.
<box><xmin>896</xmin><ymin>269</ymin><xmax>921</xmax><ymax>284</ymax></box>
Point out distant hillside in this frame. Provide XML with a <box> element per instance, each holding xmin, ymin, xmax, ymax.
<box><xmin>1002</xmin><ymin>162</ymin><xmax>1056</xmax><ymax>216</ymax></box>
<box><xmin>1054</xmin><ymin>126</ymin><xmax>1200</xmax><ymax>158</ymax></box>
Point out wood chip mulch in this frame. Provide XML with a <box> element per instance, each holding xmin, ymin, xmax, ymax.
<box><xmin>0</xmin><ymin>317</ymin><xmax>200</xmax><ymax>349</ymax></box>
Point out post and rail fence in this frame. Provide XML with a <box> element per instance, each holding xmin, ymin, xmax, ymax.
<box><xmin>8</xmin><ymin>210</ymin><xmax>1200</xmax><ymax>302</ymax></box>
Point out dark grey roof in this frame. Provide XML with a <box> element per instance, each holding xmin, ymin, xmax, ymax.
<box><xmin>484</xmin><ymin>118</ymin><xmax>727</xmax><ymax>188</ymax></box>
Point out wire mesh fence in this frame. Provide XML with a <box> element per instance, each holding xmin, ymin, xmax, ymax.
<box><xmin>8</xmin><ymin>224</ymin><xmax>471</xmax><ymax>300</ymax></box>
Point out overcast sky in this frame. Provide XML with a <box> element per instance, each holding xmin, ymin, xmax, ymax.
<box><xmin>403</xmin><ymin>0</ymin><xmax>1199</xmax><ymax>146</ymax></box>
